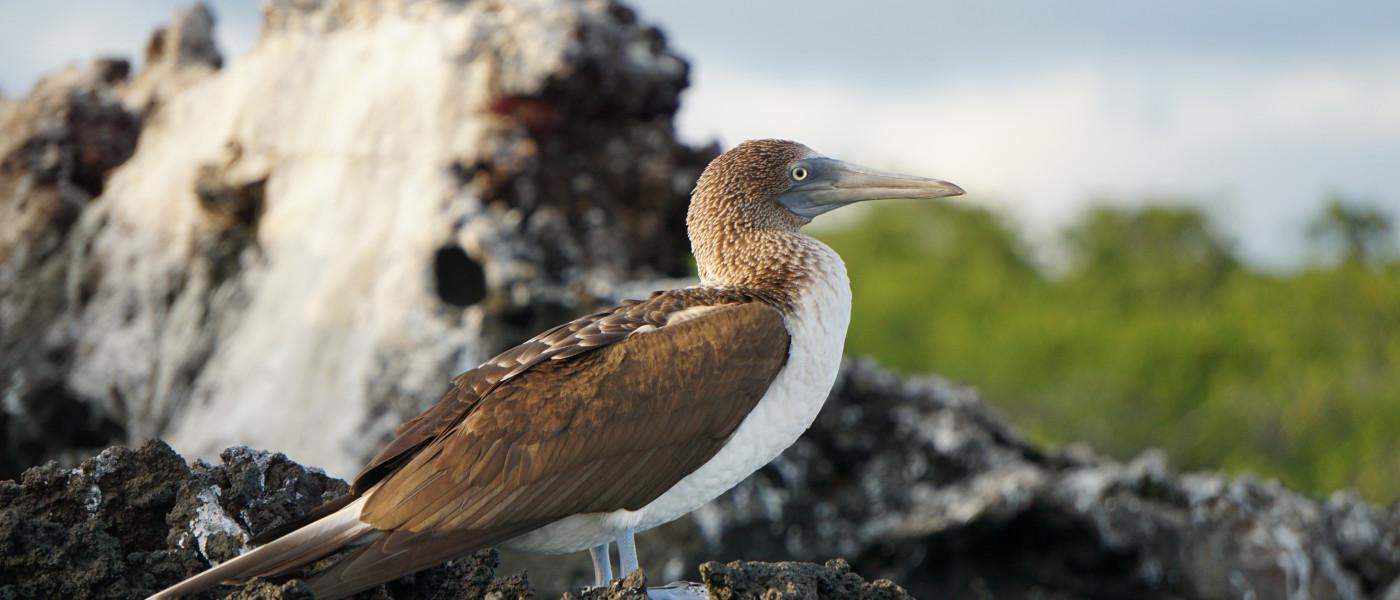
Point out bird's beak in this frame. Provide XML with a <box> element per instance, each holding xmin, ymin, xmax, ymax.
<box><xmin>778</xmin><ymin>157</ymin><xmax>965</xmax><ymax>219</ymax></box>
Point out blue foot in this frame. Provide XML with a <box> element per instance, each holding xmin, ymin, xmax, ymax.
<box><xmin>617</xmin><ymin>526</ymin><xmax>639</xmax><ymax>576</ymax></box>
<box><xmin>589</xmin><ymin>543</ymin><xmax>613</xmax><ymax>586</ymax></box>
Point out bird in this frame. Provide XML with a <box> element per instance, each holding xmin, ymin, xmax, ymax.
<box><xmin>150</xmin><ymin>139</ymin><xmax>964</xmax><ymax>599</ymax></box>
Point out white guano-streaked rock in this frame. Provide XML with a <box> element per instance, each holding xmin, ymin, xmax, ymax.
<box><xmin>2</xmin><ymin>0</ymin><xmax>705</xmax><ymax>478</ymax></box>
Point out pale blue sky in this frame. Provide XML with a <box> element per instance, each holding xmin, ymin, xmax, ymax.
<box><xmin>4</xmin><ymin>1</ymin><xmax>1398</xmax><ymax>265</ymax></box>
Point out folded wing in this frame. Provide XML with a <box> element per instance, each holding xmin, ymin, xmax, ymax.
<box><xmin>309</xmin><ymin>292</ymin><xmax>791</xmax><ymax>597</ymax></box>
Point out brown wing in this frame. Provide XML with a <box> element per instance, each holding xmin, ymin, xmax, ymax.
<box><xmin>350</xmin><ymin>307</ymin><xmax>625</xmax><ymax>494</ymax></box>
<box><xmin>351</xmin><ymin>287</ymin><xmax>784</xmax><ymax>495</ymax></box>
<box><xmin>358</xmin><ymin>298</ymin><xmax>790</xmax><ymax>532</ymax></box>
<box><xmin>351</xmin><ymin>385</ymin><xmax>484</xmax><ymax>494</ymax></box>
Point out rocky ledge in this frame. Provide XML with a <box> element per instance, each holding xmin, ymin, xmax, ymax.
<box><xmin>4</xmin><ymin>360</ymin><xmax>1398</xmax><ymax>599</ymax></box>
<box><xmin>0</xmin><ymin>439</ymin><xmax>910</xmax><ymax>599</ymax></box>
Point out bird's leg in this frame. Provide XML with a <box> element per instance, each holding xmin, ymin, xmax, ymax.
<box><xmin>590</xmin><ymin>543</ymin><xmax>614</xmax><ymax>587</ymax></box>
<box><xmin>617</xmin><ymin>526</ymin><xmax>640</xmax><ymax>576</ymax></box>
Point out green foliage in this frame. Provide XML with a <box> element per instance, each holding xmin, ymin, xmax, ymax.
<box><xmin>817</xmin><ymin>199</ymin><xmax>1400</xmax><ymax>501</ymax></box>
<box><xmin>1310</xmin><ymin>197</ymin><xmax>1396</xmax><ymax>264</ymax></box>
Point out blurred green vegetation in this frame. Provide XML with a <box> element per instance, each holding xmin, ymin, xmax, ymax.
<box><xmin>816</xmin><ymin>198</ymin><xmax>1400</xmax><ymax>501</ymax></box>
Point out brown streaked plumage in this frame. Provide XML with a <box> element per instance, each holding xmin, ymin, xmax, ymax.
<box><xmin>352</xmin><ymin>286</ymin><xmax>795</xmax><ymax>499</ymax></box>
<box><xmin>688</xmin><ymin>140</ymin><xmax>814</xmax><ymax>292</ymax></box>
<box><xmin>150</xmin><ymin>140</ymin><xmax>964</xmax><ymax>599</ymax></box>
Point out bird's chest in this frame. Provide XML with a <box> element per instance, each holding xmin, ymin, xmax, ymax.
<box><xmin>635</xmin><ymin>251</ymin><xmax>852</xmax><ymax>529</ymax></box>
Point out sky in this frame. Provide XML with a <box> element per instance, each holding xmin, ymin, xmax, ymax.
<box><xmin>3</xmin><ymin>1</ymin><xmax>1398</xmax><ymax>266</ymax></box>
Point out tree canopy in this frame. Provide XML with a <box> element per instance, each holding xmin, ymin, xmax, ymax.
<box><xmin>818</xmin><ymin>198</ymin><xmax>1400</xmax><ymax>501</ymax></box>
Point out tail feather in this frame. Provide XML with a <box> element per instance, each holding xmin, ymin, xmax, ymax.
<box><xmin>148</xmin><ymin>496</ymin><xmax>376</xmax><ymax>599</ymax></box>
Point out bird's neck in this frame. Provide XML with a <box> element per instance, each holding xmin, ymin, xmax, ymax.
<box><xmin>691</xmin><ymin>226</ymin><xmax>828</xmax><ymax>302</ymax></box>
<box><xmin>686</xmin><ymin>185</ymin><xmax>830</xmax><ymax>306</ymax></box>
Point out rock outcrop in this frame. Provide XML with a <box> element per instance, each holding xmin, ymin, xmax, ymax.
<box><xmin>670</xmin><ymin>360</ymin><xmax>1400</xmax><ymax>600</ymax></box>
<box><xmin>4</xmin><ymin>361</ymin><xmax>1396</xmax><ymax>599</ymax></box>
<box><xmin>0</xmin><ymin>57</ymin><xmax>140</xmax><ymax>478</ymax></box>
<box><xmin>0</xmin><ymin>440</ymin><xmax>534</xmax><ymax>598</ymax></box>
<box><xmin>0</xmin><ymin>0</ymin><xmax>713</xmax><ymax>479</ymax></box>
<box><xmin>0</xmin><ymin>439</ymin><xmax>904</xmax><ymax>598</ymax></box>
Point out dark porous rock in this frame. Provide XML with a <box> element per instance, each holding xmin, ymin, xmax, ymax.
<box><xmin>1326</xmin><ymin>491</ymin><xmax>1400</xmax><ymax>595</ymax></box>
<box><xmin>1</xmin><ymin>439</ymin><xmax>897</xmax><ymax>600</ymax></box>
<box><xmin>0</xmin><ymin>440</ymin><xmax>520</xmax><ymax>599</ymax></box>
<box><xmin>661</xmin><ymin>358</ymin><xmax>1400</xmax><ymax>600</ymax></box>
<box><xmin>563</xmin><ymin>570</ymin><xmax>649</xmax><ymax>600</ymax></box>
<box><xmin>700</xmin><ymin>559</ymin><xmax>913</xmax><ymax>600</ymax></box>
<box><xmin>374</xmin><ymin>549</ymin><xmax>529</xmax><ymax>600</ymax></box>
<box><xmin>6</xmin><ymin>404</ymin><xmax>1399</xmax><ymax>600</ymax></box>
<box><xmin>221</xmin><ymin>579</ymin><xmax>316</xmax><ymax>600</ymax></box>
<box><xmin>472</xmin><ymin>358</ymin><xmax>1400</xmax><ymax>599</ymax></box>
<box><xmin>0</xmin><ymin>441</ymin><xmax>195</xmax><ymax>598</ymax></box>
<box><xmin>162</xmin><ymin>446</ymin><xmax>349</xmax><ymax>565</ymax></box>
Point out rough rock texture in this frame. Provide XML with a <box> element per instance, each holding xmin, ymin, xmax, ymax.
<box><xmin>1</xmin><ymin>440</ymin><xmax>334</xmax><ymax>598</ymax></box>
<box><xmin>7</xmin><ymin>363</ymin><xmax>1394</xmax><ymax>599</ymax></box>
<box><xmin>0</xmin><ymin>0</ymin><xmax>713</xmax><ymax>479</ymax></box>
<box><xmin>665</xmin><ymin>359</ymin><xmax>1400</xmax><ymax>600</ymax></box>
<box><xmin>0</xmin><ymin>439</ymin><xmax>900</xmax><ymax>599</ymax></box>
<box><xmin>488</xmin><ymin>360</ymin><xmax>1400</xmax><ymax>599</ymax></box>
<box><xmin>0</xmin><ymin>56</ymin><xmax>139</xmax><ymax>479</ymax></box>
<box><xmin>700</xmin><ymin>559</ymin><xmax>913</xmax><ymax>600</ymax></box>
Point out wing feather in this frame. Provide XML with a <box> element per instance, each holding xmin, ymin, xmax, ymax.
<box><xmin>359</xmin><ymin>299</ymin><xmax>790</xmax><ymax>536</ymax></box>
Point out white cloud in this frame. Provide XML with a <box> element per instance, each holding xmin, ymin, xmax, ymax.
<box><xmin>675</xmin><ymin>57</ymin><xmax>1400</xmax><ymax>264</ymax></box>
<box><xmin>4</xmin><ymin>2</ymin><xmax>1396</xmax><ymax>265</ymax></box>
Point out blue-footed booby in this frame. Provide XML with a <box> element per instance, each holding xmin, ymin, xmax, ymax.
<box><xmin>151</xmin><ymin>139</ymin><xmax>964</xmax><ymax>599</ymax></box>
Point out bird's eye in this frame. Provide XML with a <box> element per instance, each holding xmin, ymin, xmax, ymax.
<box><xmin>791</xmin><ymin>167</ymin><xmax>808</xmax><ymax>181</ymax></box>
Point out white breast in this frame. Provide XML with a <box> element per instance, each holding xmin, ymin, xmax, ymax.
<box><xmin>503</xmin><ymin>239</ymin><xmax>851</xmax><ymax>554</ymax></box>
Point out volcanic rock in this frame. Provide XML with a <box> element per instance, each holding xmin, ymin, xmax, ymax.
<box><xmin>0</xmin><ymin>0</ymin><xmax>712</xmax><ymax>479</ymax></box>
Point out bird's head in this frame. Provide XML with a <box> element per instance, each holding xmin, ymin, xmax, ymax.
<box><xmin>689</xmin><ymin>139</ymin><xmax>965</xmax><ymax>235</ymax></box>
